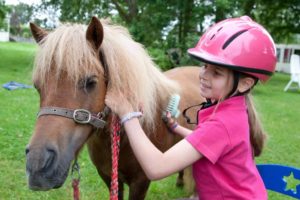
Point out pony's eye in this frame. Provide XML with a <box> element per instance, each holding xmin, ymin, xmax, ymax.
<box><xmin>86</xmin><ymin>78</ymin><xmax>97</xmax><ymax>89</ymax></box>
<box><xmin>79</xmin><ymin>76</ymin><xmax>98</xmax><ymax>92</ymax></box>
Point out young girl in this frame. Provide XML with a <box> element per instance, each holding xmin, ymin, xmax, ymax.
<box><xmin>105</xmin><ymin>16</ymin><xmax>276</xmax><ymax>200</ymax></box>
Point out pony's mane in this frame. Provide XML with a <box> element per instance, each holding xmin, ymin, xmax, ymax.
<box><xmin>33</xmin><ymin>19</ymin><xmax>180</xmax><ymax>132</ymax></box>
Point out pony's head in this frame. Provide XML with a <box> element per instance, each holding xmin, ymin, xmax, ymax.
<box><xmin>26</xmin><ymin>17</ymin><xmax>107</xmax><ymax>190</ymax></box>
<box><xmin>26</xmin><ymin>17</ymin><xmax>179</xmax><ymax>190</ymax></box>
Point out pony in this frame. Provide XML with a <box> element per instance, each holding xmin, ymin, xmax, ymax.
<box><xmin>26</xmin><ymin>16</ymin><xmax>203</xmax><ymax>199</ymax></box>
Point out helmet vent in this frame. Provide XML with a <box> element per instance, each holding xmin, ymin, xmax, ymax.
<box><xmin>210</xmin><ymin>27</ymin><xmax>223</xmax><ymax>40</ymax></box>
<box><xmin>222</xmin><ymin>29</ymin><xmax>248</xmax><ymax>50</ymax></box>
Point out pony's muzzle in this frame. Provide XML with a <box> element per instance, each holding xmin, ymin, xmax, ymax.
<box><xmin>25</xmin><ymin>145</ymin><xmax>61</xmax><ymax>190</ymax></box>
<box><xmin>26</xmin><ymin>145</ymin><xmax>57</xmax><ymax>172</ymax></box>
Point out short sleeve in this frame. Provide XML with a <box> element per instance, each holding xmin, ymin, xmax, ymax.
<box><xmin>186</xmin><ymin>119</ymin><xmax>231</xmax><ymax>164</ymax></box>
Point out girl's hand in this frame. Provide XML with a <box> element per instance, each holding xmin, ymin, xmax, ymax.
<box><xmin>105</xmin><ymin>90</ymin><xmax>134</xmax><ymax>118</ymax></box>
<box><xmin>166</xmin><ymin>112</ymin><xmax>178</xmax><ymax>129</ymax></box>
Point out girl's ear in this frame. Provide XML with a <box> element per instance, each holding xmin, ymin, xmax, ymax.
<box><xmin>237</xmin><ymin>77</ymin><xmax>255</xmax><ymax>93</ymax></box>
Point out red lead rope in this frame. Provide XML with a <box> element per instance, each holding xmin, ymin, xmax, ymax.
<box><xmin>71</xmin><ymin>160</ymin><xmax>80</xmax><ymax>200</ymax></box>
<box><xmin>71</xmin><ymin>114</ymin><xmax>121</xmax><ymax>200</ymax></box>
<box><xmin>110</xmin><ymin>114</ymin><xmax>121</xmax><ymax>200</ymax></box>
<box><xmin>72</xmin><ymin>179</ymin><xmax>80</xmax><ymax>200</ymax></box>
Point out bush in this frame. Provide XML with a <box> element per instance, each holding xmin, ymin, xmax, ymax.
<box><xmin>147</xmin><ymin>47</ymin><xmax>173</xmax><ymax>71</ymax></box>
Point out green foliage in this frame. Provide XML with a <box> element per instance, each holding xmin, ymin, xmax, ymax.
<box><xmin>253</xmin><ymin>0</ymin><xmax>300</xmax><ymax>43</ymax></box>
<box><xmin>9</xmin><ymin>3</ymin><xmax>34</xmax><ymax>36</ymax></box>
<box><xmin>0</xmin><ymin>0</ymin><xmax>9</xmax><ymax>30</ymax></box>
<box><xmin>0</xmin><ymin>0</ymin><xmax>8</xmax><ymax>19</ymax></box>
<box><xmin>21</xmin><ymin>26</ymin><xmax>31</xmax><ymax>38</ymax></box>
<box><xmin>39</xmin><ymin>0</ymin><xmax>110</xmax><ymax>24</ymax></box>
<box><xmin>7</xmin><ymin>1</ymin><xmax>299</xmax><ymax>68</ymax></box>
<box><xmin>0</xmin><ymin>17</ymin><xmax>7</xmax><ymax>31</ymax></box>
<box><xmin>147</xmin><ymin>47</ymin><xmax>172</xmax><ymax>71</ymax></box>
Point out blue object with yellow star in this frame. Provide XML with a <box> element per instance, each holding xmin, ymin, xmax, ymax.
<box><xmin>257</xmin><ymin>164</ymin><xmax>300</xmax><ymax>199</ymax></box>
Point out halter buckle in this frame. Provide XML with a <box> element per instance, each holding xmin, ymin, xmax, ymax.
<box><xmin>73</xmin><ymin>109</ymin><xmax>91</xmax><ymax>124</ymax></box>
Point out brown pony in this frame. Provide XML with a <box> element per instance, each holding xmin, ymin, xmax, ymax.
<box><xmin>26</xmin><ymin>16</ymin><xmax>203</xmax><ymax>199</ymax></box>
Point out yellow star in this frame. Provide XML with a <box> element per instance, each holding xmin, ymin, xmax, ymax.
<box><xmin>283</xmin><ymin>172</ymin><xmax>300</xmax><ymax>194</ymax></box>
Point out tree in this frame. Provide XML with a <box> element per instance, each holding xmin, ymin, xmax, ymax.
<box><xmin>254</xmin><ymin>0</ymin><xmax>300</xmax><ymax>43</ymax></box>
<box><xmin>0</xmin><ymin>0</ymin><xmax>9</xmax><ymax>30</ymax></box>
<box><xmin>38</xmin><ymin>0</ymin><xmax>300</xmax><ymax>69</ymax></box>
<box><xmin>0</xmin><ymin>0</ymin><xmax>7</xmax><ymax>19</ymax></box>
<box><xmin>9</xmin><ymin>3</ymin><xmax>34</xmax><ymax>36</ymax></box>
<box><xmin>39</xmin><ymin>0</ymin><xmax>111</xmax><ymax>23</ymax></box>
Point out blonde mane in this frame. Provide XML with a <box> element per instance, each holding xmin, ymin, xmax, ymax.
<box><xmin>33</xmin><ymin>19</ymin><xmax>180</xmax><ymax>132</ymax></box>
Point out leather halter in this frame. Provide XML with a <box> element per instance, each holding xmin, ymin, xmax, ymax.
<box><xmin>37</xmin><ymin>50</ymin><xmax>110</xmax><ymax>129</ymax></box>
<box><xmin>37</xmin><ymin>107</ymin><xmax>110</xmax><ymax>129</ymax></box>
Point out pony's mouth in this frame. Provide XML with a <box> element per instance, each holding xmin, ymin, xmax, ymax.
<box><xmin>27</xmin><ymin>166</ymin><xmax>69</xmax><ymax>191</ymax></box>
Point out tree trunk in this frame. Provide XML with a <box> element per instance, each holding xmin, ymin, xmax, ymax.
<box><xmin>111</xmin><ymin>0</ymin><xmax>138</xmax><ymax>24</ymax></box>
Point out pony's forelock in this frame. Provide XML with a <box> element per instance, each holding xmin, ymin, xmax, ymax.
<box><xmin>32</xmin><ymin>24</ymin><xmax>103</xmax><ymax>89</ymax></box>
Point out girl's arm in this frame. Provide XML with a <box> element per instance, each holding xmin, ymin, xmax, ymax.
<box><xmin>169</xmin><ymin>123</ymin><xmax>193</xmax><ymax>138</ymax></box>
<box><xmin>165</xmin><ymin>112</ymin><xmax>193</xmax><ymax>137</ymax></box>
<box><xmin>123</xmin><ymin>117</ymin><xmax>202</xmax><ymax>180</ymax></box>
<box><xmin>105</xmin><ymin>90</ymin><xmax>202</xmax><ymax>180</ymax></box>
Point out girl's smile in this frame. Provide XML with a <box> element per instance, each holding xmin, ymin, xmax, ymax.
<box><xmin>199</xmin><ymin>64</ymin><xmax>234</xmax><ymax>101</ymax></box>
<box><xmin>199</xmin><ymin>80</ymin><xmax>211</xmax><ymax>90</ymax></box>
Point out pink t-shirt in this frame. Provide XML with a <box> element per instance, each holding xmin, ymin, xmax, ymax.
<box><xmin>186</xmin><ymin>96</ymin><xmax>267</xmax><ymax>200</ymax></box>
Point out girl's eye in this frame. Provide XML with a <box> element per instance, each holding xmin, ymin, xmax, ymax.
<box><xmin>214</xmin><ymin>70</ymin><xmax>221</xmax><ymax>76</ymax></box>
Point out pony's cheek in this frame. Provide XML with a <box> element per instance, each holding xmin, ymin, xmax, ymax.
<box><xmin>69</xmin><ymin>126</ymin><xmax>93</xmax><ymax>154</ymax></box>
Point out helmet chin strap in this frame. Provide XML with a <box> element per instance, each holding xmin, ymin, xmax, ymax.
<box><xmin>228</xmin><ymin>71</ymin><xmax>241</xmax><ymax>98</ymax></box>
<box><xmin>203</xmin><ymin>98</ymin><xmax>214</xmax><ymax>109</ymax></box>
<box><xmin>183</xmin><ymin>71</ymin><xmax>254</xmax><ymax>124</ymax></box>
<box><xmin>228</xmin><ymin>72</ymin><xmax>259</xmax><ymax>98</ymax></box>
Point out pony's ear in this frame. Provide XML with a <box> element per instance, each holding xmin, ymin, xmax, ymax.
<box><xmin>86</xmin><ymin>16</ymin><xmax>104</xmax><ymax>50</ymax></box>
<box><xmin>30</xmin><ymin>23</ymin><xmax>48</xmax><ymax>44</ymax></box>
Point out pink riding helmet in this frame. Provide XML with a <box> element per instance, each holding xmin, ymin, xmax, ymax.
<box><xmin>188</xmin><ymin>16</ymin><xmax>277</xmax><ymax>82</ymax></box>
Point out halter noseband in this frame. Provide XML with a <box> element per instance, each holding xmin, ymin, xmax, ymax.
<box><xmin>37</xmin><ymin>106</ymin><xmax>110</xmax><ymax>129</ymax></box>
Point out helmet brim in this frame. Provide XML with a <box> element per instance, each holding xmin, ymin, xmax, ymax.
<box><xmin>188</xmin><ymin>48</ymin><xmax>273</xmax><ymax>77</ymax></box>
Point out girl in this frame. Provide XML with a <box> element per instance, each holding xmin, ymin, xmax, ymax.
<box><xmin>105</xmin><ymin>16</ymin><xmax>276</xmax><ymax>200</ymax></box>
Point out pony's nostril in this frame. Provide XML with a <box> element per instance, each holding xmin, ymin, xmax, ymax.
<box><xmin>42</xmin><ymin>148</ymin><xmax>56</xmax><ymax>172</ymax></box>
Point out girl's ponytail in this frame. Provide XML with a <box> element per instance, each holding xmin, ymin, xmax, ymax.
<box><xmin>246</xmin><ymin>94</ymin><xmax>267</xmax><ymax>157</ymax></box>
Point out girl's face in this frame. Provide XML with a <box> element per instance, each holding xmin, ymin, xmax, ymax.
<box><xmin>199</xmin><ymin>64</ymin><xmax>234</xmax><ymax>101</ymax></box>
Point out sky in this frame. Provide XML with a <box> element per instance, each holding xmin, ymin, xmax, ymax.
<box><xmin>5</xmin><ymin>0</ymin><xmax>41</xmax><ymax>6</ymax></box>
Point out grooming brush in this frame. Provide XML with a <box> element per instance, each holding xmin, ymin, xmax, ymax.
<box><xmin>162</xmin><ymin>94</ymin><xmax>181</xmax><ymax>121</ymax></box>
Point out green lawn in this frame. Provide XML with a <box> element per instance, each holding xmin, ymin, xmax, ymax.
<box><xmin>0</xmin><ymin>42</ymin><xmax>299</xmax><ymax>200</ymax></box>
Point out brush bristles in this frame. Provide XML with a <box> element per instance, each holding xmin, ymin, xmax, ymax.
<box><xmin>163</xmin><ymin>94</ymin><xmax>181</xmax><ymax>119</ymax></box>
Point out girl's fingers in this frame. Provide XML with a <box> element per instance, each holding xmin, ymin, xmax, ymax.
<box><xmin>166</xmin><ymin>111</ymin><xmax>171</xmax><ymax>118</ymax></box>
<box><xmin>166</xmin><ymin>112</ymin><xmax>176</xmax><ymax>125</ymax></box>
<box><xmin>105</xmin><ymin>90</ymin><xmax>135</xmax><ymax>117</ymax></box>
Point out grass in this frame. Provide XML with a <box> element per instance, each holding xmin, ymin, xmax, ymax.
<box><xmin>0</xmin><ymin>41</ymin><xmax>299</xmax><ymax>200</ymax></box>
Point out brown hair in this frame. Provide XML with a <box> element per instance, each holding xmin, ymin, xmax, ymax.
<box><xmin>245</xmin><ymin>93</ymin><xmax>267</xmax><ymax>157</ymax></box>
